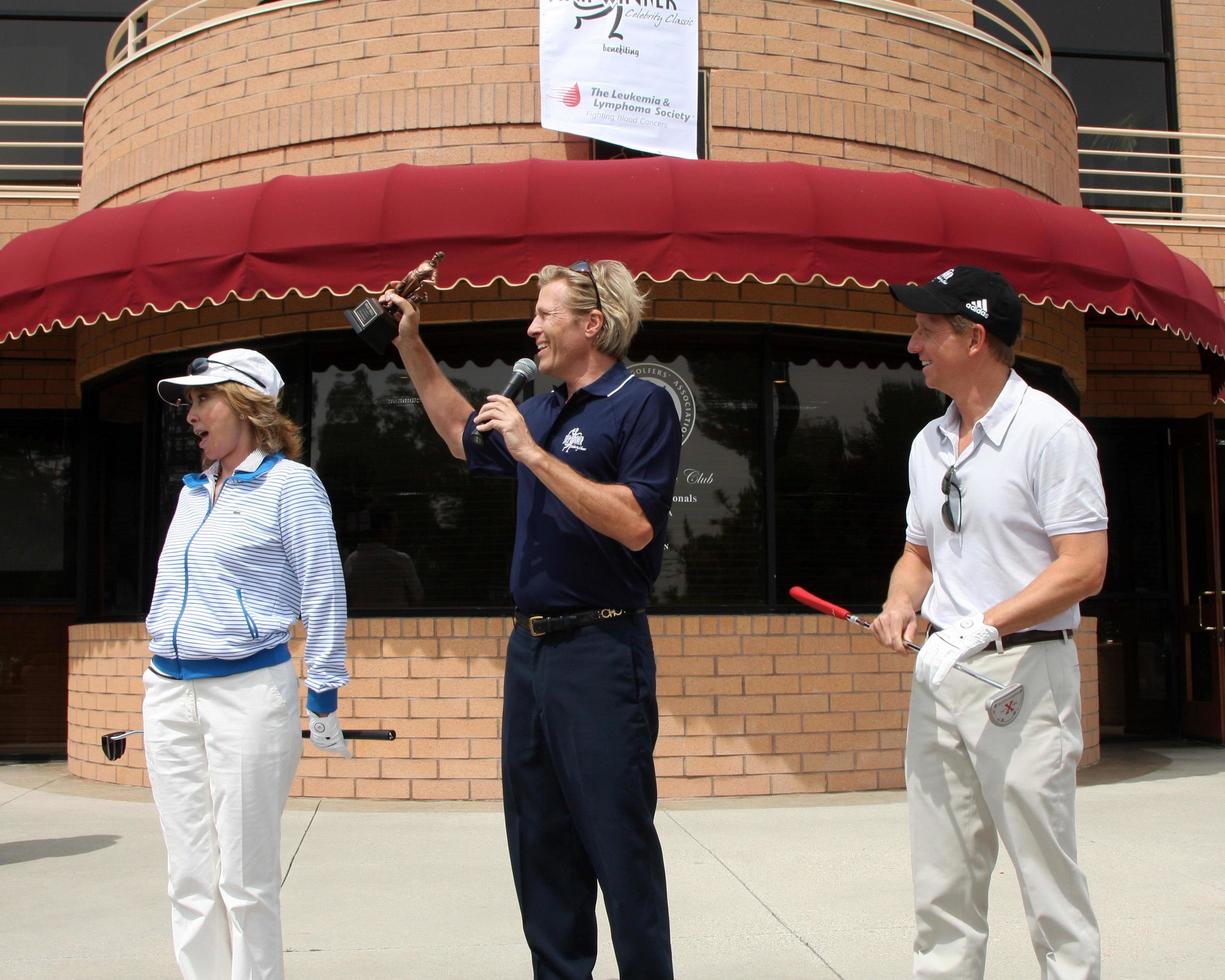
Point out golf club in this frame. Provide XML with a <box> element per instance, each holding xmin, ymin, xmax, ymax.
<box><xmin>100</xmin><ymin>727</ymin><xmax>397</xmax><ymax>761</ymax></box>
<box><xmin>788</xmin><ymin>585</ymin><xmax>1024</xmax><ymax>727</ymax></box>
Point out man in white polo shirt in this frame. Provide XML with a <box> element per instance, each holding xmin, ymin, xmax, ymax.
<box><xmin>870</xmin><ymin>267</ymin><xmax>1107</xmax><ymax>980</ymax></box>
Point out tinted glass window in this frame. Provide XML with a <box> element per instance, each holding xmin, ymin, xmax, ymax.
<box><xmin>0</xmin><ymin>4</ymin><xmax>128</xmax><ymax>13</ymax></box>
<box><xmin>978</xmin><ymin>1</ymin><xmax>1176</xmax><ymax>217</ymax></box>
<box><xmin>312</xmin><ymin>352</ymin><xmax>518</xmax><ymax>610</ymax></box>
<box><xmin>94</xmin><ymin>375</ymin><xmax>146</xmax><ymax>616</ymax></box>
<box><xmin>1057</xmin><ymin>57</ymin><xmax>1169</xmax><ymax>131</ymax></box>
<box><xmin>0</xmin><ymin>15</ymin><xmax>118</xmax><ymax>182</ymax></box>
<box><xmin>773</xmin><ymin>351</ymin><xmax>941</xmax><ymax>608</ymax></box>
<box><xmin>623</xmin><ymin>343</ymin><xmax>765</xmax><ymax>605</ymax></box>
<box><xmin>1062</xmin><ymin>57</ymin><xmax>1173</xmax><ymax>213</ymax></box>
<box><xmin>995</xmin><ymin>0</ymin><xmax>1166</xmax><ymax>54</ymax></box>
<box><xmin>86</xmin><ymin>324</ymin><xmax>1082</xmax><ymax>618</ymax></box>
<box><xmin>0</xmin><ymin>411</ymin><xmax>77</xmax><ymax>598</ymax></box>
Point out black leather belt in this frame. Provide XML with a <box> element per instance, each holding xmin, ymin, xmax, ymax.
<box><xmin>930</xmin><ymin>625</ymin><xmax>1072</xmax><ymax>650</ymax></box>
<box><xmin>513</xmin><ymin>607</ymin><xmax>639</xmax><ymax>638</ymax></box>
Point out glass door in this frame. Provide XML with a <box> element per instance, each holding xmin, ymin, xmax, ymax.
<box><xmin>1173</xmin><ymin>415</ymin><xmax>1225</xmax><ymax>741</ymax></box>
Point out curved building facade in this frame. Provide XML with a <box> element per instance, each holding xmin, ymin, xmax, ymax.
<box><xmin>6</xmin><ymin>0</ymin><xmax>1225</xmax><ymax>791</ymax></box>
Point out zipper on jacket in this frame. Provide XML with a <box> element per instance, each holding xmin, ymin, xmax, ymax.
<box><xmin>236</xmin><ymin>589</ymin><xmax>258</xmax><ymax>638</ymax></box>
<box><xmin>171</xmin><ymin>488</ymin><xmax>218</xmax><ymax>668</ymax></box>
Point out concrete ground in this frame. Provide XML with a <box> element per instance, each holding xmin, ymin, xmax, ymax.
<box><xmin>1</xmin><ymin>741</ymin><xmax>1222</xmax><ymax>979</ymax></box>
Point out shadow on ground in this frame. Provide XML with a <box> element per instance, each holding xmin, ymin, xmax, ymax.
<box><xmin>0</xmin><ymin>834</ymin><xmax>120</xmax><ymax>865</ymax></box>
<box><xmin>1078</xmin><ymin>739</ymin><xmax>1224</xmax><ymax>786</ymax></box>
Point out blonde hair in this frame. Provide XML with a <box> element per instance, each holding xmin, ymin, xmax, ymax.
<box><xmin>538</xmin><ymin>260</ymin><xmax>648</xmax><ymax>359</ymax></box>
<box><xmin>206</xmin><ymin>381</ymin><xmax>303</xmax><ymax>461</ymax></box>
<box><xmin>949</xmin><ymin>314</ymin><xmax>1017</xmax><ymax>368</ymax></box>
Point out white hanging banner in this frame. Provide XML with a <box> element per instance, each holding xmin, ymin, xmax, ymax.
<box><xmin>539</xmin><ymin>0</ymin><xmax>699</xmax><ymax>160</ymax></box>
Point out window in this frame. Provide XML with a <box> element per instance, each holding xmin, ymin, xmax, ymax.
<box><xmin>772</xmin><ymin>337</ymin><xmax>940</xmax><ymax>607</ymax></box>
<box><xmin>625</xmin><ymin>330</ymin><xmax>765</xmax><ymax>605</ymax></box>
<box><xmin>0</xmin><ymin>411</ymin><xmax>77</xmax><ymax>599</ymax></box>
<box><xmin>0</xmin><ymin>4</ymin><xmax>125</xmax><ymax>184</ymax></box>
<box><xmin>311</xmin><ymin>340</ymin><xmax>520</xmax><ymax>610</ymax></box>
<box><xmin>82</xmin><ymin>320</ymin><xmax>1082</xmax><ymax>618</ymax></box>
<box><xmin>976</xmin><ymin>0</ymin><xmax>1177</xmax><ymax>214</ymax></box>
<box><xmin>94</xmin><ymin>374</ymin><xmax>147</xmax><ymax>617</ymax></box>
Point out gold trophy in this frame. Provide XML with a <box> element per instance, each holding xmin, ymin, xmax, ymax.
<box><xmin>345</xmin><ymin>251</ymin><xmax>445</xmax><ymax>352</ymax></box>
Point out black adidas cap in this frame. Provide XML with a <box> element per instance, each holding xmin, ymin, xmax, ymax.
<box><xmin>888</xmin><ymin>266</ymin><xmax>1023</xmax><ymax>346</ymax></box>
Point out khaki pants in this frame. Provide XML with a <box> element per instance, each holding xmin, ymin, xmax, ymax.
<box><xmin>143</xmin><ymin>661</ymin><xmax>302</xmax><ymax>980</ymax></box>
<box><xmin>906</xmin><ymin>637</ymin><xmax>1100</xmax><ymax>980</ymax></box>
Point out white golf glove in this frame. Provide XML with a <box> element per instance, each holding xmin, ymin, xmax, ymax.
<box><xmin>308</xmin><ymin>711</ymin><xmax>351</xmax><ymax>757</ymax></box>
<box><xmin>915</xmin><ymin>613</ymin><xmax>1002</xmax><ymax>689</ymax></box>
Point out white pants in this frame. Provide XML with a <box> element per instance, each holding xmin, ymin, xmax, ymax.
<box><xmin>906</xmin><ymin>637</ymin><xmax>1100</xmax><ymax>980</ymax></box>
<box><xmin>143</xmin><ymin>661</ymin><xmax>302</xmax><ymax>980</ymax></box>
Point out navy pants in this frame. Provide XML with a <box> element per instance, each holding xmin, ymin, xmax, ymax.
<box><xmin>502</xmin><ymin>613</ymin><xmax>674</xmax><ymax>980</ymax></box>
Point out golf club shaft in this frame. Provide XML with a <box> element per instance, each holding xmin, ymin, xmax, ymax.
<box><xmin>105</xmin><ymin>729</ymin><xmax>397</xmax><ymax>742</ymax></box>
<box><xmin>788</xmin><ymin>586</ymin><xmax>1006</xmax><ymax>691</ymax></box>
<box><xmin>301</xmin><ymin>729</ymin><xmax>397</xmax><ymax>740</ymax></box>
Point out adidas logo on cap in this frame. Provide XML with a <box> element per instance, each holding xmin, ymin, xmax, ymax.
<box><xmin>887</xmin><ymin>265</ymin><xmax>1023</xmax><ymax>346</ymax></box>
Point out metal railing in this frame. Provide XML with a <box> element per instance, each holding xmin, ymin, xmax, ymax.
<box><xmin>105</xmin><ymin>1</ymin><xmax>272</xmax><ymax>69</ymax></box>
<box><xmin>105</xmin><ymin>0</ymin><xmax>1053</xmax><ymax>71</ymax></box>
<box><xmin>0</xmin><ymin>97</ymin><xmax>84</xmax><ymax>200</ymax></box>
<box><xmin>856</xmin><ymin>1</ymin><xmax>1051</xmax><ymax>73</ymax></box>
<box><xmin>1079</xmin><ymin>126</ymin><xmax>1225</xmax><ymax>229</ymax></box>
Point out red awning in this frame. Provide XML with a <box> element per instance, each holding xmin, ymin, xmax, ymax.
<box><xmin>3</xmin><ymin>156</ymin><xmax>1224</xmax><ymax>370</ymax></box>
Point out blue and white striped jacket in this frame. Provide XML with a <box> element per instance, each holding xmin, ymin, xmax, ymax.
<box><xmin>146</xmin><ymin>450</ymin><xmax>349</xmax><ymax>713</ymax></box>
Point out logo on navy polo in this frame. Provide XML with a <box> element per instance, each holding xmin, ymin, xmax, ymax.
<box><xmin>561</xmin><ymin>427</ymin><xmax>588</xmax><ymax>453</ymax></box>
<box><xmin>628</xmin><ymin>362</ymin><xmax>696</xmax><ymax>445</ymax></box>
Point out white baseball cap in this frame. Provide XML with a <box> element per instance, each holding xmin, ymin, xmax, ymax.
<box><xmin>157</xmin><ymin>348</ymin><xmax>285</xmax><ymax>405</ymax></box>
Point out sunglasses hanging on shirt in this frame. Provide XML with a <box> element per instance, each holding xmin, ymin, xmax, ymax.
<box><xmin>941</xmin><ymin>464</ymin><xmax>963</xmax><ymax>533</ymax></box>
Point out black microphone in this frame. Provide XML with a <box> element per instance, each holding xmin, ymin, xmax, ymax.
<box><xmin>472</xmin><ymin>357</ymin><xmax>539</xmax><ymax>446</ymax></box>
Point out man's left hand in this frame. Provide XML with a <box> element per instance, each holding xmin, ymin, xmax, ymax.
<box><xmin>914</xmin><ymin>613</ymin><xmax>1001</xmax><ymax>689</ymax></box>
<box><xmin>475</xmin><ymin>395</ymin><xmax>537</xmax><ymax>459</ymax></box>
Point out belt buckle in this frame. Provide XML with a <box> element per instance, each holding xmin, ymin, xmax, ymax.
<box><xmin>598</xmin><ymin>608</ymin><xmax>623</xmax><ymax>620</ymax></box>
<box><xmin>528</xmin><ymin>615</ymin><xmax>547</xmax><ymax>638</ymax></box>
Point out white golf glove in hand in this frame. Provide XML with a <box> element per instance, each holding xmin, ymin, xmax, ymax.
<box><xmin>308</xmin><ymin>711</ymin><xmax>351</xmax><ymax>757</ymax></box>
<box><xmin>915</xmin><ymin>613</ymin><xmax>1002</xmax><ymax>689</ymax></box>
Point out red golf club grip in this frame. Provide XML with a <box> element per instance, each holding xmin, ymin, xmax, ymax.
<box><xmin>788</xmin><ymin>586</ymin><xmax>851</xmax><ymax>621</ymax></box>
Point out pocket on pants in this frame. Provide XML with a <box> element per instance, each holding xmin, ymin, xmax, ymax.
<box><xmin>263</xmin><ymin>660</ymin><xmax>300</xmax><ymax>714</ymax></box>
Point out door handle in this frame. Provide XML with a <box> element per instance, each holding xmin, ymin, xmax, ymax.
<box><xmin>1197</xmin><ymin>590</ymin><xmax>1222</xmax><ymax>630</ymax></box>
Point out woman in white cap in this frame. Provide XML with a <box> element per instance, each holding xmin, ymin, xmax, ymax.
<box><xmin>143</xmin><ymin>348</ymin><xmax>349</xmax><ymax>979</ymax></box>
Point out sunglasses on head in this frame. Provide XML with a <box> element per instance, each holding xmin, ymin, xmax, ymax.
<box><xmin>569</xmin><ymin>260</ymin><xmax>604</xmax><ymax>313</ymax></box>
<box><xmin>187</xmin><ymin>356</ymin><xmax>266</xmax><ymax>391</ymax></box>
<box><xmin>941</xmin><ymin>464</ymin><xmax>962</xmax><ymax>533</ymax></box>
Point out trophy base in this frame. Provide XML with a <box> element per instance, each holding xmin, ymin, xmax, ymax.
<box><xmin>345</xmin><ymin>298</ymin><xmax>400</xmax><ymax>353</ymax></box>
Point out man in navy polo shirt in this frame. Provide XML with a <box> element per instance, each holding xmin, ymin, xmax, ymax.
<box><xmin>382</xmin><ymin>259</ymin><xmax>680</xmax><ymax>980</ymax></box>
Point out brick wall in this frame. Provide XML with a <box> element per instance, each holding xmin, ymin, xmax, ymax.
<box><xmin>79</xmin><ymin>0</ymin><xmax>1078</xmax><ymax>210</ymax></box>
<box><xmin>1171</xmin><ymin>0</ymin><xmax>1225</xmax><ymax>220</ymax></box>
<box><xmin>66</xmin><ymin>613</ymin><xmax>1099</xmax><ymax>798</ymax></box>
<box><xmin>0</xmin><ymin>199</ymin><xmax>78</xmax><ymax>250</ymax></box>
<box><xmin>0</xmin><ymin>328</ymin><xmax>79</xmax><ymax>410</ymax></box>
<box><xmin>703</xmin><ymin>1</ymin><xmax>1077</xmax><ymax>202</ymax></box>
<box><xmin>1141</xmin><ymin>225</ymin><xmax>1225</xmax><ymax>295</ymax></box>
<box><xmin>0</xmin><ymin>198</ymin><xmax>81</xmax><ymax>401</ymax></box>
<box><xmin>1083</xmin><ymin>322</ymin><xmax>1225</xmax><ymax>418</ymax></box>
